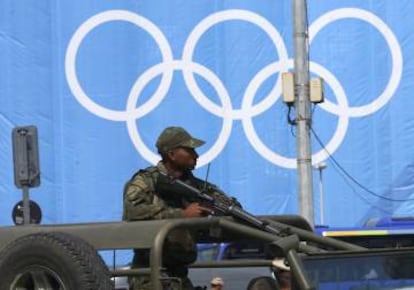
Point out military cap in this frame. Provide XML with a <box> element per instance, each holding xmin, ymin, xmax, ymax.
<box><xmin>156</xmin><ymin>126</ymin><xmax>205</xmax><ymax>153</ymax></box>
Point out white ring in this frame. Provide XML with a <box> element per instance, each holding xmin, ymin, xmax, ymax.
<box><xmin>242</xmin><ymin>60</ymin><xmax>349</xmax><ymax>168</ymax></box>
<box><xmin>309</xmin><ymin>8</ymin><xmax>402</xmax><ymax>117</ymax></box>
<box><xmin>126</xmin><ymin>60</ymin><xmax>233</xmax><ymax>167</ymax></box>
<box><xmin>65</xmin><ymin>10</ymin><xmax>174</xmax><ymax>121</ymax></box>
<box><xmin>64</xmin><ymin>8</ymin><xmax>402</xmax><ymax>169</ymax></box>
<box><xmin>182</xmin><ymin>9</ymin><xmax>289</xmax><ymax>119</ymax></box>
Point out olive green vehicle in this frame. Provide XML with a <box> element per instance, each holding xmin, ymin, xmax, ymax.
<box><xmin>3</xmin><ymin>126</ymin><xmax>414</xmax><ymax>290</ymax></box>
<box><xmin>1</xmin><ymin>204</ymin><xmax>414</xmax><ymax>290</ymax></box>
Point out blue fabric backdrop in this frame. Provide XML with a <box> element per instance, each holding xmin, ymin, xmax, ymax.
<box><xmin>0</xmin><ymin>0</ymin><xmax>413</xmax><ymax>228</ymax></box>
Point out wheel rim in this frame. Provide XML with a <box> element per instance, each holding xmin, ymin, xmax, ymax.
<box><xmin>11</xmin><ymin>265</ymin><xmax>67</xmax><ymax>290</ymax></box>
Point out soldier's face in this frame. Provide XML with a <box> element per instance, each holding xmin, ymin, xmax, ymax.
<box><xmin>169</xmin><ymin>147</ymin><xmax>199</xmax><ymax>170</ymax></box>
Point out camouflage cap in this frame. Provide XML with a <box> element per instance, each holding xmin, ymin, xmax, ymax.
<box><xmin>155</xmin><ymin>126</ymin><xmax>205</xmax><ymax>153</ymax></box>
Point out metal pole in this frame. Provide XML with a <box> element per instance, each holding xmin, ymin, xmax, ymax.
<box><xmin>292</xmin><ymin>0</ymin><xmax>314</xmax><ymax>226</ymax></box>
<box><xmin>22</xmin><ymin>186</ymin><xmax>30</xmax><ymax>225</ymax></box>
<box><xmin>313</xmin><ymin>162</ymin><xmax>327</xmax><ymax>225</ymax></box>
<box><xmin>318</xmin><ymin>168</ymin><xmax>324</xmax><ymax>225</ymax></box>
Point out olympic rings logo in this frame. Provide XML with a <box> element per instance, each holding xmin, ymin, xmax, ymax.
<box><xmin>65</xmin><ymin>8</ymin><xmax>402</xmax><ymax>169</ymax></box>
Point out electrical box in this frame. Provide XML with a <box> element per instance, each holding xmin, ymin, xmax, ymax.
<box><xmin>310</xmin><ymin>77</ymin><xmax>324</xmax><ymax>103</ymax></box>
<box><xmin>282</xmin><ymin>72</ymin><xmax>295</xmax><ymax>104</ymax></box>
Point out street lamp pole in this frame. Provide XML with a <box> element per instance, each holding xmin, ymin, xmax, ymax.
<box><xmin>314</xmin><ymin>162</ymin><xmax>327</xmax><ymax>225</ymax></box>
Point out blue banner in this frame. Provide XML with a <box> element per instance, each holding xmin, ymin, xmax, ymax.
<box><xmin>0</xmin><ymin>1</ymin><xmax>413</xmax><ymax>227</ymax></box>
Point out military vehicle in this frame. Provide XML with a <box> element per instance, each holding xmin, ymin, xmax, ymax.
<box><xmin>1</xmin><ymin>145</ymin><xmax>414</xmax><ymax>290</ymax></box>
<box><xmin>1</xmin><ymin>209</ymin><xmax>414</xmax><ymax>290</ymax></box>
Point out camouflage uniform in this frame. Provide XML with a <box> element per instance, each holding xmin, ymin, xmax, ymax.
<box><xmin>123</xmin><ymin>127</ymin><xmax>238</xmax><ymax>290</ymax></box>
<box><xmin>123</xmin><ymin>161</ymin><xmax>197</xmax><ymax>290</ymax></box>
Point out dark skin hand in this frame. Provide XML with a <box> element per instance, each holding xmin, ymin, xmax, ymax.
<box><xmin>164</xmin><ymin>147</ymin><xmax>212</xmax><ymax>217</ymax></box>
<box><xmin>182</xmin><ymin>202</ymin><xmax>212</xmax><ymax>218</ymax></box>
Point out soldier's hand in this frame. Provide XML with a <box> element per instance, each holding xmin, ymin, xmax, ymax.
<box><xmin>182</xmin><ymin>203</ymin><xmax>212</xmax><ymax>218</ymax></box>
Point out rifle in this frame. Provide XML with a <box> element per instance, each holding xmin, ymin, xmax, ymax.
<box><xmin>156</xmin><ymin>171</ymin><xmax>244</xmax><ymax>217</ymax></box>
<box><xmin>156</xmin><ymin>172</ymin><xmax>365</xmax><ymax>253</ymax></box>
<box><xmin>156</xmin><ymin>172</ymin><xmax>303</xmax><ymax>238</ymax></box>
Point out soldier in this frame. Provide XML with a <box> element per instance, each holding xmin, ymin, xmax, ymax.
<box><xmin>123</xmin><ymin>126</ymin><xmax>224</xmax><ymax>290</ymax></box>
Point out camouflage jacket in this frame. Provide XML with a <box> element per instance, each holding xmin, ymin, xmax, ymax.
<box><xmin>123</xmin><ymin>161</ymin><xmax>183</xmax><ymax>221</ymax></box>
<box><xmin>123</xmin><ymin>161</ymin><xmax>239</xmax><ymax>221</ymax></box>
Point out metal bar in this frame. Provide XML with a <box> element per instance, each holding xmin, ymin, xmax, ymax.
<box><xmin>110</xmin><ymin>260</ymin><xmax>273</xmax><ymax>277</ymax></box>
<box><xmin>190</xmin><ymin>259</ymin><xmax>273</xmax><ymax>268</ymax></box>
<box><xmin>22</xmin><ymin>186</ymin><xmax>30</xmax><ymax>225</ymax></box>
<box><xmin>0</xmin><ymin>220</ymin><xmax>175</xmax><ymax>251</ymax></box>
<box><xmin>287</xmin><ymin>249</ymin><xmax>315</xmax><ymax>290</ymax></box>
<box><xmin>263</xmin><ymin>218</ymin><xmax>366</xmax><ymax>251</ymax></box>
<box><xmin>111</xmin><ymin>268</ymin><xmax>152</xmax><ymax>277</ymax></box>
<box><xmin>217</xmin><ymin>219</ymin><xmax>320</xmax><ymax>254</ymax></box>
<box><xmin>150</xmin><ymin>218</ymin><xmax>222</xmax><ymax>290</ymax></box>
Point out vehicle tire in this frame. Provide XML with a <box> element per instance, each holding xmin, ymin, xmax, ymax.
<box><xmin>0</xmin><ymin>232</ymin><xmax>113</xmax><ymax>290</ymax></box>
